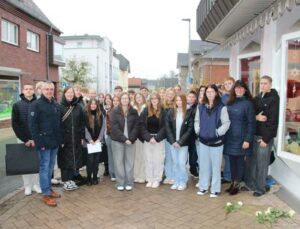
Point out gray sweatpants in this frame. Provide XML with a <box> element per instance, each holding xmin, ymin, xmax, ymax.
<box><xmin>111</xmin><ymin>140</ymin><xmax>135</xmax><ymax>187</ymax></box>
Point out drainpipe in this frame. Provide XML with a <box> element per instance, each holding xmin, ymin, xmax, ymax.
<box><xmin>46</xmin><ymin>26</ymin><xmax>53</xmax><ymax>80</ymax></box>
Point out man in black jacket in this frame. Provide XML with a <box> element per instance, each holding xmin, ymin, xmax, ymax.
<box><xmin>29</xmin><ymin>81</ymin><xmax>63</xmax><ymax>206</ymax></box>
<box><xmin>244</xmin><ymin>75</ymin><xmax>279</xmax><ymax>197</ymax></box>
<box><xmin>12</xmin><ymin>84</ymin><xmax>41</xmax><ymax>196</ymax></box>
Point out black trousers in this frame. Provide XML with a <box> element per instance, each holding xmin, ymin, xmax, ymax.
<box><xmin>87</xmin><ymin>152</ymin><xmax>100</xmax><ymax>180</ymax></box>
<box><xmin>229</xmin><ymin>155</ymin><xmax>245</xmax><ymax>182</ymax></box>
<box><xmin>61</xmin><ymin>168</ymin><xmax>75</xmax><ymax>182</ymax></box>
<box><xmin>188</xmin><ymin>142</ymin><xmax>198</xmax><ymax>176</ymax></box>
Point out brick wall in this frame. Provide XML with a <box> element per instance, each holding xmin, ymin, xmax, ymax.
<box><xmin>0</xmin><ymin>119</ymin><xmax>11</xmax><ymax>129</ymax></box>
<box><xmin>0</xmin><ymin>7</ymin><xmax>60</xmax><ymax>85</ymax></box>
<box><xmin>202</xmin><ymin>65</ymin><xmax>229</xmax><ymax>85</ymax></box>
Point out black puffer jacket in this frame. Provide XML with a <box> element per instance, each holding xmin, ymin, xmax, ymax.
<box><xmin>254</xmin><ymin>89</ymin><xmax>279</xmax><ymax>143</ymax></box>
<box><xmin>58</xmin><ymin>96</ymin><xmax>85</xmax><ymax>169</ymax></box>
<box><xmin>12</xmin><ymin>94</ymin><xmax>36</xmax><ymax>142</ymax></box>
<box><xmin>110</xmin><ymin>106</ymin><xmax>139</xmax><ymax>143</ymax></box>
<box><xmin>139</xmin><ymin>107</ymin><xmax>165</xmax><ymax>142</ymax></box>
<box><xmin>29</xmin><ymin>95</ymin><xmax>63</xmax><ymax>150</ymax></box>
<box><xmin>165</xmin><ymin>108</ymin><xmax>195</xmax><ymax>146</ymax></box>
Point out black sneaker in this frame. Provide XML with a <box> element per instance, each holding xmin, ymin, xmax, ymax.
<box><xmin>253</xmin><ymin>192</ymin><xmax>264</xmax><ymax>197</ymax></box>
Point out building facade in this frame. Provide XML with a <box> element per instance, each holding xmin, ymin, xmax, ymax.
<box><xmin>197</xmin><ymin>0</ymin><xmax>300</xmax><ymax>200</ymax></box>
<box><xmin>0</xmin><ymin>0</ymin><xmax>64</xmax><ymax>128</ymax></box>
<box><xmin>115</xmin><ymin>53</ymin><xmax>130</xmax><ymax>91</ymax></box>
<box><xmin>62</xmin><ymin>35</ymin><xmax>120</xmax><ymax>94</ymax></box>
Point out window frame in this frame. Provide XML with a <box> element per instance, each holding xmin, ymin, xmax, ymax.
<box><xmin>26</xmin><ymin>30</ymin><xmax>40</xmax><ymax>52</ymax></box>
<box><xmin>1</xmin><ymin>19</ymin><xmax>19</xmax><ymax>46</ymax></box>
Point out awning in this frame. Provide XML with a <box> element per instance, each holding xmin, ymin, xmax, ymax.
<box><xmin>223</xmin><ymin>0</ymin><xmax>300</xmax><ymax>48</ymax></box>
<box><xmin>0</xmin><ymin>66</ymin><xmax>22</xmax><ymax>77</ymax></box>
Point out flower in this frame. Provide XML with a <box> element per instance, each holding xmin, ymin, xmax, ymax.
<box><xmin>288</xmin><ymin>210</ymin><xmax>296</xmax><ymax>218</ymax></box>
<box><xmin>226</xmin><ymin>202</ymin><xmax>232</xmax><ymax>207</ymax></box>
<box><xmin>255</xmin><ymin>211</ymin><xmax>263</xmax><ymax>216</ymax></box>
<box><xmin>265</xmin><ymin>207</ymin><xmax>272</xmax><ymax>215</ymax></box>
<box><xmin>237</xmin><ymin>201</ymin><xmax>243</xmax><ymax>206</ymax></box>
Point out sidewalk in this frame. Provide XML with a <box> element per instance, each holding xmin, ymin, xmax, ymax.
<box><xmin>0</xmin><ymin>175</ymin><xmax>299</xmax><ymax>229</ymax></box>
<box><xmin>0</xmin><ymin>128</ymin><xmax>22</xmax><ymax>199</ymax></box>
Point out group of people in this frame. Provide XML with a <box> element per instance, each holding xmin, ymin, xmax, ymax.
<box><xmin>11</xmin><ymin>75</ymin><xmax>279</xmax><ymax>207</ymax></box>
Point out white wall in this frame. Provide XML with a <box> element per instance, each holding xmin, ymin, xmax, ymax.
<box><xmin>228</xmin><ymin>8</ymin><xmax>300</xmax><ymax>199</ymax></box>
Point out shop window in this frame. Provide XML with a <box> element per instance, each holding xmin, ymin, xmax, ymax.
<box><xmin>0</xmin><ymin>79</ymin><xmax>20</xmax><ymax>119</ymax></box>
<box><xmin>240</xmin><ymin>56</ymin><xmax>260</xmax><ymax>96</ymax></box>
<box><xmin>284</xmin><ymin>38</ymin><xmax>300</xmax><ymax>156</ymax></box>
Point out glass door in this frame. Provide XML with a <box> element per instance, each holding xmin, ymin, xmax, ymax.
<box><xmin>240</xmin><ymin>56</ymin><xmax>260</xmax><ymax>96</ymax></box>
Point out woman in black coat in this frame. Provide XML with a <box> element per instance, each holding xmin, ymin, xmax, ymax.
<box><xmin>59</xmin><ymin>87</ymin><xmax>85</xmax><ymax>191</ymax></box>
<box><xmin>224</xmin><ymin>80</ymin><xmax>255</xmax><ymax>195</ymax></box>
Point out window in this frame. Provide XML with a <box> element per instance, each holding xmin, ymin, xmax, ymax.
<box><xmin>27</xmin><ymin>31</ymin><xmax>39</xmax><ymax>52</ymax></box>
<box><xmin>54</xmin><ymin>41</ymin><xmax>64</xmax><ymax>62</ymax></box>
<box><xmin>284</xmin><ymin>38</ymin><xmax>300</xmax><ymax>156</ymax></box>
<box><xmin>1</xmin><ymin>19</ymin><xmax>19</xmax><ymax>45</ymax></box>
<box><xmin>240</xmin><ymin>56</ymin><xmax>261</xmax><ymax>96</ymax></box>
<box><xmin>0</xmin><ymin>79</ymin><xmax>20</xmax><ymax>119</ymax></box>
<box><xmin>77</xmin><ymin>41</ymin><xmax>82</xmax><ymax>48</ymax></box>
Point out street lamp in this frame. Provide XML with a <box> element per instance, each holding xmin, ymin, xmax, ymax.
<box><xmin>182</xmin><ymin>18</ymin><xmax>192</xmax><ymax>89</ymax></box>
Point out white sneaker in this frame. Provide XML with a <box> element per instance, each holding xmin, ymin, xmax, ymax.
<box><xmin>69</xmin><ymin>180</ymin><xmax>78</xmax><ymax>190</ymax></box>
<box><xmin>151</xmin><ymin>181</ymin><xmax>160</xmax><ymax>188</ymax></box>
<box><xmin>111</xmin><ymin>177</ymin><xmax>116</xmax><ymax>182</ymax></box>
<box><xmin>163</xmin><ymin>178</ymin><xmax>171</xmax><ymax>184</ymax></box>
<box><xmin>210</xmin><ymin>192</ymin><xmax>219</xmax><ymax>198</ymax></box>
<box><xmin>195</xmin><ymin>183</ymin><xmax>199</xmax><ymax>188</ymax></box>
<box><xmin>51</xmin><ymin>178</ymin><xmax>60</xmax><ymax>185</ymax></box>
<box><xmin>63</xmin><ymin>181</ymin><xmax>76</xmax><ymax>191</ymax></box>
<box><xmin>170</xmin><ymin>184</ymin><xmax>178</xmax><ymax>190</ymax></box>
<box><xmin>24</xmin><ymin>187</ymin><xmax>32</xmax><ymax>196</ymax></box>
<box><xmin>32</xmin><ymin>185</ymin><xmax>42</xmax><ymax>194</ymax></box>
<box><xmin>125</xmin><ymin>185</ymin><xmax>133</xmax><ymax>191</ymax></box>
<box><xmin>117</xmin><ymin>186</ymin><xmax>124</xmax><ymax>191</ymax></box>
<box><xmin>169</xmin><ymin>179</ymin><xmax>175</xmax><ymax>185</ymax></box>
<box><xmin>146</xmin><ymin>182</ymin><xmax>152</xmax><ymax>188</ymax></box>
<box><xmin>177</xmin><ymin>184</ymin><xmax>187</xmax><ymax>191</ymax></box>
<box><xmin>197</xmin><ymin>189</ymin><xmax>208</xmax><ymax>196</ymax></box>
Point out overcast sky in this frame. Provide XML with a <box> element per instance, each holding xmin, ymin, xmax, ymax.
<box><xmin>34</xmin><ymin>0</ymin><xmax>200</xmax><ymax>79</ymax></box>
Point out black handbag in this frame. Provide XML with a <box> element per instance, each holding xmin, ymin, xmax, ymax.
<box><xmin>5</xmin><ymin>144</ymin><xmax>39</xmax><ymax>176</ymax></box>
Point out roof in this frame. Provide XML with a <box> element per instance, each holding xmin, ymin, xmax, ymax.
<box><xmin>202</xmin><ymin>47</ymin><xmax>230</xmax><ymax>59</ymax></box>
<box><xmin>61</xmin><ymin>34</ymin><xmax>103</xmax><ymax>42</ymax></box>
<box><xmin>190</xmin><ymin>40</ymin><xmax>217</xmax><ymax>55</ymax></box>
<box><xmin>116</xmin><ymin>54</ymin><xmax>130</xmax><ymax>72</ymax></box>
<box><xmin>5</xmin><ymin>0</ymin><xmax>61</xmax><ymax>33</ymax></box>
<box><xmin>128</xmin><ymin>77</ymin><xmax>142</xmax><ymax>86</ymax></box>
<box><xmin>177</xmin><ymin>53</ymin><xmax>188</xmax><ymax>68</ymax></box>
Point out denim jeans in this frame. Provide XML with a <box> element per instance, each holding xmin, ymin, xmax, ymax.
<box><xmin>171</xmin><ymin>146</ymin><xmax>188</xmax><ymax>185</ymax></box>
<box><xmin>245</xmin><ymin>136</ymin><xmax>273</xmax><ymax>194</ymax></box>
<box><xmin>105</xmin><ymin>135</ymin><xmax>115</xmax><ymax>178</ymax></box>
<box><xmin>198</xmin><ymin>143</ymin><xmax>223</xmax><ymax>193</ymax></box>
<box><xmin>38</xmin><ymin>148</ymin><xmax>58</xmax><ymax>196</ymax></box>
<box><xmin>223</xmin><ymin>155</ymin><xmax>231</xmax><ymax>181</ymax></box>
<box><xmin>111</xmin><ymin>140</ymin><xmax>135</xmax><ymax>187</ymax></box>
<box><xmin>164</xmin><ymin>141</ymin><xmax>174</xmax><ymax>180</ymax></box>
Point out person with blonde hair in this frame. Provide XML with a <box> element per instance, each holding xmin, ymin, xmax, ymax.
<box><xmin>163</xmin><ymin>87</ymin><xmax>176</xmax><ymax>185</ymax></box>
<box><xmin>165</xmin><ymin>94</ymin><xmax>194</xmax><ymax>191</ymax></box>
<box><xmin>133</xmin><ymin>92</ymin><xmax>147</xmax><ymax>183</ymax></box>
<box><xmin>140</xmin><ymin>92</ymin><xmax>166</xmax><ymax>188</ymax></box>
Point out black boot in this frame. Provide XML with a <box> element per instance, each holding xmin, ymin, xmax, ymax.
<box><xmin>225</xmin><ymin>182</ymin><xmax>234</xmax><ymax>193</ymax></box>
<box><xmin>86</xmin><ymin>176</ymin><xmax>92</xmax><ymax>186</ymax></box>
<box><xmin>103</xmin><ymin>162</ymin><xmax>109</xmax><ymax>176</ymax></box>
<box><xmin>229</xmin><ymin>182</ymin><xmax>240</xmax><ymax>195</ymax></box>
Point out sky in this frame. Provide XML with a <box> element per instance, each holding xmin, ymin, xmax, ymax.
<box><xmin>34</xmin><ymin>0</ymin><xmax>201</xmax><ymax>79</ymax></box>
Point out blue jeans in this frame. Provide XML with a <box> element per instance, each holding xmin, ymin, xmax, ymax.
<box><xmin>164</xmin><ymin>141</ymin><xmax>174</xmax><ymax>180</ymax></box>
<box><xmin>198</xmin><ymin>143</ymin><xmax>223</xmax><ymax>193</ymax></box>
<box><xmin>171</xmin><ymin>146</ymin><xmax>188</xmax><ymax>185</ymax></box>
<box><xmin>38</xmin><ymin>148</ymin><xmax>58</xmax><ymax>196</ymax></box>
<box><xmin>223</xmin><ymin>155</ymin><xmax>231</xmax><ymax>181</ymax></box>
